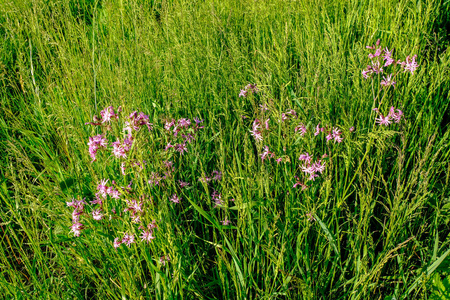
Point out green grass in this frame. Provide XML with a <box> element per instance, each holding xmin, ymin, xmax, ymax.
<box><xmin>1</xmin><ymin>0</ymin><xmax>450</xmax><ymax>299</ymax></box>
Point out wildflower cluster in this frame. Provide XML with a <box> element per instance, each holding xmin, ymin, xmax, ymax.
<box><xmin>362</xmin><ymin>39</ymin><xmax>419</xmax><ymax>87</ymax></box>
<box><xmin>245</xmin><ymin>101</ymin><xmax>344</xmax><ymax>191</ymax></box>
<box><xmin>85</xmin><ymin>106</ymin><xmax>152</xmax><ymax>162</ymax></box>
<box><xmin>164</xmin><ymin>117</ymin><xmax>204</xmax><ymax>155</ymax></box>
<box><xmin>239</xmin><ymin>83</ymin><xmax>259</xmax><ymax>98</ymax></box>
<box><xmin>374</xmin><ymin>107</ymin><xmax>403</xmax><ymax>126</ymax></box>
<box><xmin>66</xmin><ymin>197</ymin><xmax>86</xmax><ymax>237</ymax></box>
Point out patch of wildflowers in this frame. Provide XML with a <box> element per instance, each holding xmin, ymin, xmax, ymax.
<box><xmin>87</xmin><ymin>134</ymin><xmax>108</xmax><ymax>162</ymax></box>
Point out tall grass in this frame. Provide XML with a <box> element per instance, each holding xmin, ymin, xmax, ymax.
<box><xmin>1</xmin><ymin>0</ymin><xmax>449</xmax><ymax>298</ymax></box>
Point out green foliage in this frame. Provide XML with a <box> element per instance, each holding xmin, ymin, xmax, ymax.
<box><xmin>1</xmin><ymin>0</ymin><xmax>449</xmax><ymax>299</ymax></box>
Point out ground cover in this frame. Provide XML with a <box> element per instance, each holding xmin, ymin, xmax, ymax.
<box><xmin>1</xmin><ymin>0</ymin><xmax>450</xmax><ymax>298</ymax></box>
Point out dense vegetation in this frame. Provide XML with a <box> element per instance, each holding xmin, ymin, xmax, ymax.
<box><xmin>1</xmin><ymin>0</ymin><xmax>450</xmax><ymax>299</ymax></box>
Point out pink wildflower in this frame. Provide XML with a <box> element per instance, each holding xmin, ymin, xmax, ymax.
<box><xmin>212</xmin><ymin>190</ymin><xmax>222</xmax><ymax>207</ymax></box>
<box><xmin>375</xmin><ymin>115</ymin><xmax>391</xmax><ymax>126</ymax></box>
<box><xmin>178</xmin><ymin>180</ymin><xmax>190</xmax><ymax>188</ymax></box>
<box><xmin>404</xmin><ymin>55</ymin><xmax>418</xmax><ymax>75</ymax></box>
<box><xmin>160</xmin><ymin>255</ymin><xmax>170</xmax><ymax>266</ymax></box>
<box><xmin>140</xmin><ymin>230</ymin><xmax>155</xmax><ymax>243</ymax></box>
<box><xmin>362</xmin><ymin>66</ymin><xmax>373</xmax><ymax>79</ymax></box>
<box><xmin>314</xmin><ymin>124</ymin><xmax>324</xmax><ymax>136</ymax></box>
<box><xmin>383</xmin><ymin>48</ymin><xmax>394</xmax><ymax>67</ymax></box>
<box><xmin>92</xmin><ymin>209</ymin><xmax>103</xmax><ymax>221</ymax></box>
<box><xmin>299</xmin><ymin>152</ymin><xmax>312</xmax><ymax>164</ymax></box>
<box><xmin>332</xmin><ymin>128</ymin><xmax>343</xmax><ymax>143</ymax></box>
<box><xmin>261</xmin><ymin>145</ymin><xmax>274</xmax><ymax>162</ymax></box>
<box><xmin>388</xmin><ymin>107</ymin><xmax>403</xmax><ymax>123</ymax></box>
<box><xmin>265</xmin><ymin>119</ymin><xmax>270</xmax><ymax>130</ymax></box>
<box><xmin>221</xmin><ymin>218</ymin><xmax>231</xmax><ymax>226</ymax></box>
<box><xmin>122</xmin><ymin>233</ymin><xmax>135</xmax><ymax>247</ymax></box>
<box><xmin>212</xmin><ymin>170</ymin><xmax>222</xmax><ymax>181</ymax></box>
<box><xmin>87</xmin><ymin>134</ymin><xmax>108</xmax><ymax>162</ymax></box>
<box><xmin>170</xmin><ymin>194</ymin><xmax>180</xmax><ymax>204</ymax></box>
<box><xmin>113</xmin><ymin>237</ymin><xmax>122</xmax><ymax>249</ymax></box>
<box><xmin>100</xmin><ymin>106</ymin><xmax>118</xmax><ymax>123</ymax></box>
<box><xmin>260</xmin><ymin>103</ymin><xmax>268</xmax><ymax>111</ymax></box>
<box><xmin>251</xmin><ymin>119</ymin><xmax>263</xmax><ymax>141</ymax></box>
<box><xmin>381</xmin><ymin>74</ymin><xmax>396</xmax><ymax>87</ymax></box>
<box><xmin>120</xmin><ymin>162</ymin><xmax>126</xmax><ymax>175</ymax></box>
<box><xmin>70</xmin><ymin>222</ymin><xmax>84</xmax><ymax>237</ymax></box>
<box><xmin>295</xmin><ymin>124</ymin><xmax>307</xmax><ymax>136</ymax></box>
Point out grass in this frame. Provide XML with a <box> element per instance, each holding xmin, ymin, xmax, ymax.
<box><xmin>1</xmin><ymin>0</ymin><xmax>450</xmax><ymax>299</ymax></box>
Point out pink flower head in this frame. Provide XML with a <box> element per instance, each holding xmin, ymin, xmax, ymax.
<box><xmin>177</xmin><ymin>118</ymin><xmax>191</xmax><ymax>128</ymax></box>
<box><xmin>261</xmin><ymin>145</ymin><xmax>275</xmax><ymax>162</ymax></box>
<box><xmin>381</xmin><ymin>74</ymin><xmax>396</xmax><ymax>87</ymax></box>
<box><xmin>287</xmin><ymin>109</ymin><xmax>298</xmax><ymax>119</ymax></box>
<box><xmin>299</xmin><ymin>152</ymin><xmax>312</xmax><ymax>164</ymax></box>
<box><xmin>383</xmin><ymin>48</ymin><xmax>394</xmax><ymax>67</ymax></box>
<box><xmin>260</xmin><ymin>103</ymin><xmax>268</xmax><ymax>111</ymax></box>
<box><xmin>306</xmin><ymin>212</ymin><xmax>316</xmax><ymax>222</ymax></box>
<box><xmin>265</xmin><ymin>119</ymin><xmax>270</xmax><ymax>130</ymax></box>
<box><xmin>239</xmin><ymin>89</ymin><xmax>247</xmax><ymax>98</ymax></box>
<box><xmin>175</xmin><ymin>143</ymin><xmax>188</xmax><ymax>155</ymax></box>
<box><xmin>388</xmin><ymin>107</ymin><xmax>403</xmax><ymax>123</ymax></box>
<box><xmin>212</xmin><ymin>170</ymin><xmax>222</xmax><ymax>181</ymax></box>
<box><xmin>293</xmin><ymin>176</ymin><xmax>308</xmax><ymax>190</ymax></box>
<box><xmin>165</xmin><ymin>119</ymin><xmax>175</xmax><ymax>130</ymax></box>
<box><xmin>100</xmin><ymin>106</ymin><xmax>118</xmax><ymax>123</ymax></box>
<box><xmin>70</xmin><ymin>222</ymin><xmax>84</xmax><ymax>237</ymax></box>
<box><xmin>371</xmin><ymin>60</ymin><xmax>383</xmax><ymax>74</ymax></box>
<box><xmin>332</xmin><ymin>128</ymin><xmax>343</xmax><ymax>143</ymax></box>
<box><xmin>251</xmin><ymin>119</ymin><xmax>263</xmax><ymax>141</ymax></box>
<box><xmin>87</xmin><ymin>134</ymin><xmax>108</xmax><ymax>162</ymax></box>
<box><xmin>326</xmin><ymin>132</ymin><xmax>334</xmax><ymax>142</ymax></box>
<box><xmin>170</xmin><ymin>194</ymin><xmax>180</xmax><ymax>204</ymax></box>
<box><xmin>362</xmin><ymin>65</ymin><xmax>373</xmax><ymax>79</ymax></box>
<box><xmin>312</xmin><ymin>160</ymin><xmax>326</xmax><ymax>174</ymax></box>
<box><xmin>212</xmin><ymin>190</ymin><xmax>223</xmax><ymax>207</ymax></box>
<box><xmin>178</xmin><ymin>180</ymin><xmax>190</xmax><ymax>188</ymax></box>
<box><xmin>122</xmin><ymin>233</ymin><xmax>135</xmax><ymax>247</ymax></box>
<box><xmin>113</xmin><ymin>237</ymin><xmax>122</xmax><ymax>249</ymax></box>
<box><xmin>112</xmin><ymin>138</ymin><xmax>132</xmax><ymax>159</ymax></box>
<box><xmin>314</xmin><ymin>124</ymin><xmax>324</xmax><ymax>136</ymax></box>
<box><xmin>140</xmin><ymin>230</ymin><xmax>155</xmax><ymax>243</ymax></box>
<box><xmin>404</xmin><ymin>55</ymin><xmax>418</xmax><ymax>75</ymax></box>
<box><xmin>375</xmin><ymin>114</ymin><xmax>391</xmax><ymax>126</ymax></box>
<box><xmin>92</xmin><ymin>209</ymin><xmax>103</xmax><ymax>221</ymax></box>
<box><xmin>67</xmin><ymin>198</ymin><xmax>86</xmax><ymax>211</ymax></box>
<box><xmin>295</xmin><ymin>123</ymin><xmax>307</xmax><ymax>136</ymax></box>
<box><xmin>160</xmin><ymin>255</ymin><xmax>170</xmax><ymax>266</ymax></box>
<box><xmin>365</xmin><ymin>39</ymin><xmax>381</xmax><ymax>50</ymax></box>
<box><xmin>221</xmin><ymin>218</ymin><xmax>231</xmax><ymax>226</ymax></box>
<box><xmin>276</xmin><ymin>157</ymin><xmax>282</xmax><ymax>164</ymax></box>
<box><xmin>120</xmin><ymin>162</ymin><xmax>126</xmax><ymax>175</ymax></box>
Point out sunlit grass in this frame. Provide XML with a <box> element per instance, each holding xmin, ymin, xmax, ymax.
<box><xmin>1</xmin><ymin>0</ymin><xmax>450</xmax><ymax>299</ymax></box>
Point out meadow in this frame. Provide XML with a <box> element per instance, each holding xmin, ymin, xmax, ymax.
<box><xmin>1</xmin><ymin>0</ymin><xmax>450</xmax><ymax>299</ymax></box>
